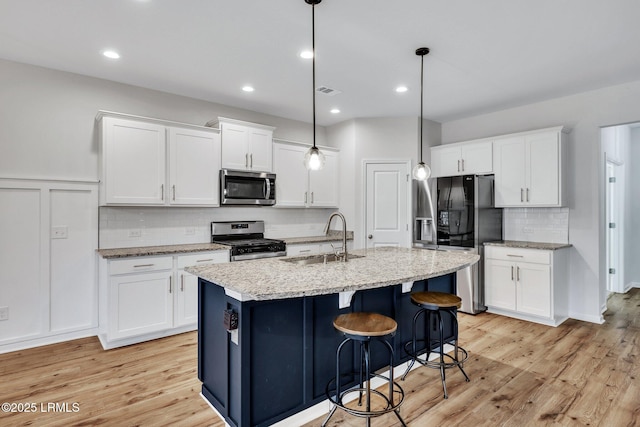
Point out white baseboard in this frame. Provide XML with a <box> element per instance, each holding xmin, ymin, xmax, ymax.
<box><xmin>568</xmin><ymin>311</ymin><xmax>605</xmax><ymax>324</ymax></box>
<box><xmin>0</xmin><ymin>328</ymin><xmax>98</xmax><ymax>355</ymax></box>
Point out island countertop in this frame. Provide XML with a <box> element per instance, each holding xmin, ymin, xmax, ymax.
<box><xmin>186</xmin><ymin>246</ymin><xmax>479</xmax><ymax>301</ymax></box>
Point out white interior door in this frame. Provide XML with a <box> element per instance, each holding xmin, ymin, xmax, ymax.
<box><xmin>364</xmin><ymin>161</ymin><xmax>411</xmax><ymax>248</ymax></box>
<box><xmin>606</xmin><ymin>160</ymin><xmax>624</xmax><ymax>293</ymax></box>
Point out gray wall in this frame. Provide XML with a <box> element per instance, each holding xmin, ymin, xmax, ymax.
<box><xmin>0</xmin><ymin>58</ymin><xmax>328</xmax><ymax>182</ymax></box>
<box><xmin>327</xmin><ymin>117</ymin><xmax>441</xmax><ymax>248</ymax></box>
<box><xmin>441</xmin><ymin>79</ymin><xmax>640</xmax><ymax>323</ymax></box>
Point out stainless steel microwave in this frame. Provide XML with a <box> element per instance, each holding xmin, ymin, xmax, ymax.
<box><xmin>220</xmin><ymin>169</ymin><xmax>276</xmax><ymax>206</ymax></box>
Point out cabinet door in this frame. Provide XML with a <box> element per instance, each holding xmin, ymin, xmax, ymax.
<box><xmin>176</xmin><ymin>271</ymin><xmax>199</xmax><ymax>327</ymax></box>
<box><xmin>248</xmin><ymin>127</ymin><xmax>273</xmax><ymax>172</ymax></box>
<box><xmin>108</xmin><ymin>271</ymin><xmax>173</xmax><ymax>340</ymax></box>
<box><xmin>169</xmin><ymin>127</ymin><xmax>221</xmax><ymax>206</ymax></box>
<box><xmin>273</xmin><ymin>143</ymin><xmax>308</xmax><ymax>207</ymax></box>
<box><xmin>484</xmin><ymin>259</ymin><xmax>516</xmax><ymax>311</ymax></box>
<box><xmin>461</xmin><ymin>141</ymin><xmax>492</xmax><ymax>174</ymax></box>
<box><xmin>175</xmin><ymin>251</ymin><xmax>229</xmax><ymax>327</ymax></box>
<box><xmin>494</xmin><ymin>136</ymin><xmax>527</xmax><ymax>206</ymax></box>
<box><xmin>309</xmin><ymin>149</ymin><xmax>338</xmax><ymax>207</ymax></box>
<box><xmin>431</xmin><ymin>146</ymin><xmax>462</xmax><ymax>177</ymax></box>
<box><xmin>526</xmin><ymin>132</ymin><xmax>559</xmax><ymax>206</ymax></box>
<box><xmin>220</xmin><ymin>122</ymin><xmax>250</xmax><ymax>170</ymax></box>
<box><xmin>103</xmin><ymin>117</ymin><xmax>166</xmax><ymax>204</ymax></box>
<box><xmin>516</xmin><ymin>263</ymin><xmax>551</xmax><ymax>318</ymax></box>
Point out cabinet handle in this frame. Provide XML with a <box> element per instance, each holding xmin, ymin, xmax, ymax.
<box><xmin>304</xmin><ymin>191</ymin><xmax>308</xmax><ymax>204</ymax></box>
<box><xmin>511</xmin><ymin>265</ymin><xmax>514</xmax><ymax>281</ymax></box>
<box><xmin>507</xmin><ymin>254</ymin><xmax>524</xmax><ymax>258</ymax></box>
<box><xmin>520</xmin><ymin>188</ymin><xmax>524</xmax><ymax>202</ymax></box>
<box><xmin>196</xmin><ymin>258</ymin><xmax>214</xmax><ymax>263</ymax></box>
<box><xmin>457</xmin><ymin>159</ymin><xmax>461</xmax><ymax>172</ymax></box>
<box><xmin>172</xmin><ymin>185</ymin><xmax>176</xmax><ymax>201</ymax></box>
<box><xmin>517</xmin><ymin>266</ymin><xmax>520</xmax><ymax>281</ymax></box>
<box><xmin>250</xmin><ymin>153</ymin><xmax>253</xmax><ymax>168</ymax></box>
<box><xmin>161</xmin><ymin>184</ymin><xmax>164</xmax><ymax>201</ymax></box>
<box><xmin>461</xmin><ymin>159</ymin><xmax>465</xmax><ymax>171</ymax></box>
<box><xmin>299</xmin><ymin>249</ymin><xmax>312</xmax><ymax>253</ymax></box>
<box><xmin>169</xmin><ymin>276</ymin><xmax>172</xmax><ymax>293</ymax></box>
<box><xmin>245</xmin><ymin>153</ymin><xmax>249</xmax><ymax>168</ymax></box>
<box><xmin>133</xmin><ymin>263</ymin><xmax>154</xmax><ymax>268</ymax></box>
<box><xmin>181</xmin><ymin>274</ymin><xmax>184</xmax><ymax>292</ymax></box>
<box><xmin>311</xmin><ymin>192</ymin><xmax>314</xmax><ymax>204</ymax></box>
<box><xmin>526</xmin><ymin>188</ymin><xmax>530</xmax><ymax>202</ymax></box>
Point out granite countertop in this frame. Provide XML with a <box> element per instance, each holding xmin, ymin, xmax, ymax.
<box><xmin>186</xmin><ymin>246</ymin><xmax>479</xmax><ymax>301</ymax></box>
<box><xmin>282</xmin><ymin>230</ymin><xmax>353</xmax><ymax>245</ymax></box>
<box><xmin>97</xmin><ymin>231</ymin><xmax>353</xmax><ymax>259</ymax></box>
<box><xmin>484</xmin><ymin>240</ymin><xmax>572</xmax><ymax>250</ymax></box>
<box><xmin>97</xmin><ymin>243</ymin><xmax>229</xmax><ymax>259</ymax></box>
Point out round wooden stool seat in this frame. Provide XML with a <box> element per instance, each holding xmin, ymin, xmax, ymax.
<box><xmin>333</xmin><ymin>312</ymin><xmax>397</xmax><ymax>337</ymax></box>
<box><xmin>411</xmin><ymin>291</ymin><xmax>461</xmax><ymax>310</ymax></box>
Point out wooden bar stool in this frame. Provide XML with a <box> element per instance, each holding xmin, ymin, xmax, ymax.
<box><xmin>401</xmin><ymin>291</ymin><xmax>470</xmax><ymax>399</ymax></box>
<box><xmin>322</xmin><ymin>312</ymin><xmax>406</xmax><ymax>427</ymax></box>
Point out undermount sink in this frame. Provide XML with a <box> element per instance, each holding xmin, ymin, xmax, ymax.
<box><xmin>281</xmin><ymin>253</ymin><xmax>364</xmax><ymax>265</ymax></box>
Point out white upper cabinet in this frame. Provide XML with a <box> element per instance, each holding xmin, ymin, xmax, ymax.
<box><xmin>98</xmin><ymin>112</ymin><xmax>221</xmax><ymax>206</ymax></box>
<box><xmin>217</xmin><ymin>117</ymin><xmax>275</xmax><ymax>172</ymax></box>
<box><xmin>430</xmin><ymin>140</ymin><xmax>493</xmax><ymax>177</ymax></box>
<box><xmin>273</xmin><ymin>140</ymin><xmax>339</xmax><ymax>208</ymax></box>
<box><xmin>493</xmin><ymin>127</ymin><xmax>566</xmax><ymax>207</ymax></box>
<box><xmin>101</xmin><ymin>116</ymin><xmax>166</xmax><ymax>205</ymax></box>
<box><xmin>168</xmin><ymin>127</ymin><xmax>221</xmax><ymax>205</ymax></box>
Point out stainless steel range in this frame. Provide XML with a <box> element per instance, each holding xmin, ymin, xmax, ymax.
<box><xmin>211</xmin><ymin>220</ymin><xmax>286</xmax><ymax>261</ymax></box>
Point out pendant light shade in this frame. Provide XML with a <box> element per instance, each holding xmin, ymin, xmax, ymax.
<box><xmin>412</xmin><ymin>47</ymin><xmax>431</xmax><ymax>181</ymax></box>
<box><xmin>303</xmin><ymin>0</ymin><xmax>325</xmax><ymax>171</ymax></box>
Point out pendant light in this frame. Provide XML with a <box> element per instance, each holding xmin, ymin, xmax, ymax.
<box><xmin>412</xmin><ymin>47</ymin><xmax>431</xmax><ymax>181</ymax></box>
<box><xmin>303</xmin><ymin>0</ymin><xmax>326</xmax><ymax>171</ymax></box>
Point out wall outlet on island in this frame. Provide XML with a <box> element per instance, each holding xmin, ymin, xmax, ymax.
<box><xmin>0</xmin><ymin>306</ymin><xmax>8</xmax><ymax>321</ymax></box>
<box><xmin>523</xmin><ymin>227</ymin><xmax>534</xmax><ymax>234</ymax></box>
<box><xmin>184</xmin><ymin>227</ymin><xmax>195</xmax><ymax>236</ymax></box>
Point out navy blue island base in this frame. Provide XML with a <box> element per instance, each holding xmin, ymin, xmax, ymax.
<box><xmin>197</xmin><ymin>274</ymin><xmax>457</xmax><ymax>427</ymax></box>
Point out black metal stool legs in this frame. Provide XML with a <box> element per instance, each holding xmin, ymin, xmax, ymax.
<box><xmin>323</xmin><ymin>334</ymin><xmax>406</xmax><ymax>427</ymax></box>
<box><xmin>402</xmin><ymin>305</ymin><xmax>469</xmax><ymax>399</ymax></box>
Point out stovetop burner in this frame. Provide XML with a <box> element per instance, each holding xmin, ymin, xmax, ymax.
<box><xmin>211</xmin><ymin>221</ymin><xmax>286</xmax><ymax>261</ymax></box>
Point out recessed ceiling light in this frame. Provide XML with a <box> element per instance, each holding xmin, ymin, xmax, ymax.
<box><xmin>242</xmin><ymin>85</ymin><xmax>254</xmax><ymax>92</ymax></box>
<box><xmin>300</xmin><ymin>50</ymin><xmax>313</xmax><ymax>59</ymax></box>
<box><xmin>102</xmin><ymin>50</ymin><xmax>120</xmax><ymax>59</ymax></box>
<box><xmin>330</xmin><ymin>108</ymin><xmax>340</xmax><ymax>114</ymax></box>
<box><xmin>395</xmin><ymin>86</ymin><xmax>408</xmax><ymax>93</ymax></box>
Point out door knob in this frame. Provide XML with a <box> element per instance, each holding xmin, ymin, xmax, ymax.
<box><xmin>368</xmin><ymin>234</ymin><xmax>373</xmax><ymax>239</ymax></box>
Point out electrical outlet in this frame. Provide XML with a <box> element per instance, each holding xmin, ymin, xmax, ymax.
<box><xmin>128</xmin><ymin>229</ymin><xmax>142</xmax><ymax>238</ymax></box>
<box><xmin>0</xmin><ymin>306</ymin><xmax>8</xmax><ymax>321</ymax></box>
<box><xmin>523</xmin><ymin>227</ymin><xmax>534</xmax><ymax>234</ymax></box>
<box><xmin>51</xmin><ymin>226</ymin><xmax>68</xmax><ymax>239</ymax></box>
<box><xmin>185</xmin><ymin>227</ymin><xmax>195</xmax><ymax>236</ymax></box>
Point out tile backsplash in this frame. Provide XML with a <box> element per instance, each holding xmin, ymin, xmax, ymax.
<box><xmin>99</xmin><ymin>206</ymin><xmax>336</xmax><ymax>249</ymax></box>
<box><xmin>503</xmin><ymin>207</ymin><xmax>569</xmax><ymax>244</ymax></box>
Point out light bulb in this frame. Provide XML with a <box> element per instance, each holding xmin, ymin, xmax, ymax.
<box><xmin>304</xmin><ymin>146</ymin><xmax>325</xmax><ymax>171</ymax></box>
<box><xmin>412</xmin><ymin>162</ymin><xmax>431</xmax><ymax>181</ymax></box>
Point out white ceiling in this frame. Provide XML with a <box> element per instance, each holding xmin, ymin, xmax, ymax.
<box><xmin>1</xmin><ymin>0</ymin><xmax>640</xmax><ymax>126</ymax></box>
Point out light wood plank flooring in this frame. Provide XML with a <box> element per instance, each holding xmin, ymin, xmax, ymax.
<box><xmin>1</xmin><ymin>289</ymin><xmax>638</xmax><ymax>426</ymax></box>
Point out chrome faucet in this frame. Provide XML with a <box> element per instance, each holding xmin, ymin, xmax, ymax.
<box><xmin>324</xmin><ymin>211</ymin><xmax>348</xmax><ymax>261</ymax></box>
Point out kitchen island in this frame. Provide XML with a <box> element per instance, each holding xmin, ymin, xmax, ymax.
<box><xmin>187</xmin><ymin>247</ymin><xmax>479</xmax><ymax>427</ymax></box>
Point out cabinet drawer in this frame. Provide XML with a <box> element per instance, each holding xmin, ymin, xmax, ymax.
<box><xmin>287</xmin><ymin>243</ymin><xmax>320</xmax><ymax>256</ymax></box>
<box><xmin>485</xmin><ymin>246</ymin><xmax>550</xmax><ymax>264</ymax></box>
<box><xmin>109</xmin><ymin>256</ymin><xmax>173</xmax><ymax>275</ymax></box>
<box><xmin>177</xmin><ymin>251</ymin><xmax>229</xmax><ymax>268</ymax></box>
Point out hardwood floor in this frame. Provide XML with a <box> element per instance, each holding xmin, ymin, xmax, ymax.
<box><xmin>1</xmin><ymin>289</ymin><xmax>638</xmax><ymax>426</ymax></box>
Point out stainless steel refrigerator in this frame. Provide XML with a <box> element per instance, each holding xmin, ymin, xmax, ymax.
<box><xmin>414</xmin><ymin>175</ymin><xmax>502</xmax><ymax>314</ymax></box>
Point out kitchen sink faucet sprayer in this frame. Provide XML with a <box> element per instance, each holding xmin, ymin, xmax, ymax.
<box><xmin>324</xmin><ymin>212</ymin><xmax>348</xmax><ymax>261</ymax></box>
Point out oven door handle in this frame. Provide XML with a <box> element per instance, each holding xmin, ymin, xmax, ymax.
<box><xmin>265</xmin><ymin>178</ymin><xmax>271</xmax><ymax>200</ymax></box>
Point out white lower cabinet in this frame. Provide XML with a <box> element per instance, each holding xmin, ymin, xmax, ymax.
<box><xmin>99</xmin><ymin>250</ymin><xmax>228</xmax><ymax>349</ymax></box>
<box><xmin>484</xmin><ymin>245</ymin><xmax>569</xmax><ymax>326</ymax></box>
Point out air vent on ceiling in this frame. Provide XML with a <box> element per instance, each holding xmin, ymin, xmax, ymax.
<box><xmin>316</xmin><ymin>86</ymin><xmax>341</xmax><ymax>96</ymax></box>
